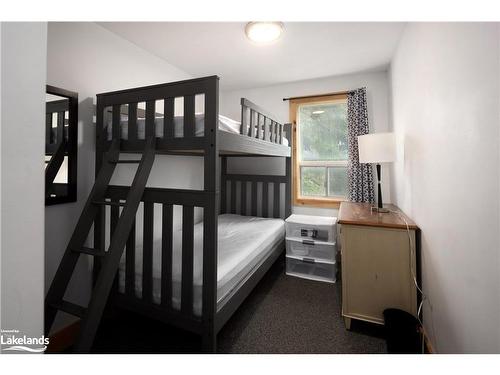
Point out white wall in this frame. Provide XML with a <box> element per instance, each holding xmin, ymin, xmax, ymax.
<box><xmin>220</xmin><ymin>71</ymin><xmax>392</xmax><ymax>216</ymax></box>
<box><xmin>390</xmin><ymin>23</ymin><xmax>500</xmax><ymax>353</ymax></box>
<box><xmin>1</xmin><ymin>22</ymin><xmax>47</xmax><ymax>348</ymax></box>
<box><xmin>46</xmin><ymin>22</ymin><xmax>196</xmax><ymax>332</ymax></box>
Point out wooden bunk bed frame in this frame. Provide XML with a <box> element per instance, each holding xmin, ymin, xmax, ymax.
<box><xmin>45</xmin><ymin>75</ymin><xmax>291</xmax><ymax>353</ymax></box>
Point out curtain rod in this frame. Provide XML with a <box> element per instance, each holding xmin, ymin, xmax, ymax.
<box><xmin>282</xmin><ymin>90</ymin><xmax>354</xmax><ymax>101</ymax></box>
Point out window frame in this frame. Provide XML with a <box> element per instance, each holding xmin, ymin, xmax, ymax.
<box><xmin>290</xmin><ymin>93</ymin><xmax>348</xmax><ymax>208</ymax></box>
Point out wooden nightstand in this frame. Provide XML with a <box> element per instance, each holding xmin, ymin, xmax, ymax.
<box><xmin>338</xmin><ymin>202</ymin><xmax>419</xmax><ymax>329</ymax></box>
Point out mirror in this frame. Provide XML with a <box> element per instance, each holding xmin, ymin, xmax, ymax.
<box><xmin>45</xmin><ymin>85</ymin><xmax>78</xmax><ymax>205</ymax></box>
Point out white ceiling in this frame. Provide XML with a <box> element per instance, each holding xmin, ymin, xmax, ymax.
<box><xmin>99</xmin><ymin>22</ymin><xmax>406</xmax><ymax>91</ymax></box>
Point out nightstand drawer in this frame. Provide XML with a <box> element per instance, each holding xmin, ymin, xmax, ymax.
<box><xmin>286</xmin><ymin>256</ymin><xmax>337</xmax><ymax>283</ymax></box>
<box><xmin>286</xmin><ymin>237</ymin><xmax>336</xmax><ymax>262</ymax></box>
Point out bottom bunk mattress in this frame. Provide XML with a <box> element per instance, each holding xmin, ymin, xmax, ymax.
<box><xmin>118</xmin><ymin>214</ymin><xmax>285</xmax><ymax>316</ymax></box>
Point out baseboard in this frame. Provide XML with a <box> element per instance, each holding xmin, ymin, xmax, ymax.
<box><xmin>46</xmin><ymin>320</ymin><xmax>80</xmax><ymax>353</ymax></box>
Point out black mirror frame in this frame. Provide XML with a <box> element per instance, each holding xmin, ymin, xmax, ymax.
<box><xmin>45</xmin><ymin>85</ymin><xmax>78</xmax><ymax>206</ymax></box>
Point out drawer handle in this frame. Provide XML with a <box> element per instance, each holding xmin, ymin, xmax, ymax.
<box><xmin>302</xmin><ymin>239</ymin><xmax>315</xmax><ymax>246</ymax></box>
<box><xmin>300</xmin><ymin>229</ymin><xmax>318</xmax><ymax>238</ymax></box>
<box><xmin>302</xmin><ymin>257</ymin><xmax>315</xmax><ymax>264</ymax></box>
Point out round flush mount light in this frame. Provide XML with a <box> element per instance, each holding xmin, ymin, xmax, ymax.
<box><xmin>245</xmin><ymin>22</ymin><xmax>284</xmax><ymax>44</ymax></box>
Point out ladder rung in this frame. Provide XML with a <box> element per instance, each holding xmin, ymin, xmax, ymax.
<box><xmin>73</xmin><ymin>246</ymin><xmax>105</xmax><ymax>257</ymax></box>
<box><xmin>53</xmin><ymin>300</ymin><xmax>87</xmax><ymax>318</ymax></box>
<box><xmin>92</xmin><ymin>200</ymin><xmax>125</xmax><ymax>207</ymax></box>
<box><xmin>109</xmin><ymin>159</ymin><xmax>141</xmax><ymax>164</ymax></box>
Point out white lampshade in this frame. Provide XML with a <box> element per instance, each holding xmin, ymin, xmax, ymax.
<box><xmin>357</xmin><ymin>132</ymin><xmax>396</xmax><ymax>164</ymax></box>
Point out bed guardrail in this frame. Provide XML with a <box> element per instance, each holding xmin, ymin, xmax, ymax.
<box><xmin>104</xmin><ymin>185</ymin><xmax>213</xmax><ymax>333</ymax></box>
<box><xmin>220</xmin><ymin>153</ymin><xmax>292</xmax><ymax>219</ymax></box>
<box><xmin>95</xmin><ymin>76</ymin><xmax>219</xmax><ymax>156</ymax></box>
<box><xmin>95</xmin><ymin>77</ymin><xmax>286</xmax><ymax>160</ymax></box>
<box><xmin>240</xmin><ymin>98</ymin><xmax>285</xmax><ymax>144</ymax></box>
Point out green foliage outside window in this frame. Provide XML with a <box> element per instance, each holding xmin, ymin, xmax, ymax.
<box><xmin>298</xmin><ymin>101</ymin><xmax>348</xmax><ymax>198</ymax></box>
<box><xmin>298</xmin><ymin>102</ymin><xmax>348</xmax><ymax>161</ymax></box>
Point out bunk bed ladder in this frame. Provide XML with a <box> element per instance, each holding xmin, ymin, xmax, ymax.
<box><xmin>44</xmin><ymin>136</ymin><xmax>156</xmax><ymax>353</ymax></box>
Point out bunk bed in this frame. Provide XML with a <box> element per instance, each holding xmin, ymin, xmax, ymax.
<box><xmin>45</xmin><ymin>75</ymin><xmax>291</xmax><ymax>353</ymax></box>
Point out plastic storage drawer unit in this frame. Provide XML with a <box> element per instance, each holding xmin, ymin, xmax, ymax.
<box><xmin>286</xmin><ymin>237</ymin><xmax>336</xmax><ymax>262</ymax></box>
<box><xmin>286</xmin><ymin>256</ymin><xmax>337</xmax><ymax>283</ymax></box>
<box><xmin>285</xmin><ymin>214</ymin><xmax>337</xmax><ymax>243</ymax></box>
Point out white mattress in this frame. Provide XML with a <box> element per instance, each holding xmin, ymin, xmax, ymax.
<box><xmin>118</xmin><ymin>214</ymin><xmax>285</xmax><ymax>316</ymax></box>
<box><xmin>107</xmin><ymin>114</ymin><xmax>289</xmax><ymax>146</ymax></box>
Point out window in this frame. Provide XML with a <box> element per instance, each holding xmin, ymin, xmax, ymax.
<box><xmin>290</xmin><ymin>94</ymin><xmax>348</xmax><ymax>207</ymax></box>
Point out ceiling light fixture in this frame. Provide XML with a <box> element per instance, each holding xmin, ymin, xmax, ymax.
<box><xmin>312</xmin><ymin>110</ymin><xmax>325</xmax><ymax>114</ymax></box>
<box><xmin>245</xmin><ymin>22</ymin><xmax>284</xmax><ymax>44</ymax></box>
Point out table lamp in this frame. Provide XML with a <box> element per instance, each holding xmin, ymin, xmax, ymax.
<box><xmin>357</xmin><ymin>132</ymin><xmax>396</xmax><ymax>213</ymax></box>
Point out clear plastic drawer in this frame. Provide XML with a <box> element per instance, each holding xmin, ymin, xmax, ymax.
<box><xmin>286</xmin><ymin>256</ymin><xmax>337</xmax><ymax>283</ymax></box>
<box><xmin>285</xmin><ymin>214</ymin><xmax>337</xmax><ymax>242</ymax></box>
<box><xmin>286</xmin><ymin>237</ymin><xmax>336</xmax><ymax>262</ymax></box>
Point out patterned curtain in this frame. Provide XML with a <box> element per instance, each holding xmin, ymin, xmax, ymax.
<box><xmin>347</xmin><ymin>88</ymin><xmax>375</xmax><ymax>203</ymax></box>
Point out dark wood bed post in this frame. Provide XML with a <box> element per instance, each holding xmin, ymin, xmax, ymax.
<box><xmin>93</xmin><ymin>100</ymin><xmax>106</xmax><ymax>284</ymax></box>
<box><xmin>284</xmin><ymin>123</ymin><xmax>292</xmax><ymax>218</ymax></box>
<box><xmin>202</xmin><ymin>76</ymin><xmax>220</xmax><ymax>352</ymax></box>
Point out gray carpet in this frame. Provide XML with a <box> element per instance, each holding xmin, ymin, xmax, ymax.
<box><xmin>217</xmin><ymin>259</ymin><xmax>386</xmax><ymax>354</ymax></box>
<box><xmin>92</xmin><ymin>258</ymin><xmax>386</xmax><ymax>353</ymax></box>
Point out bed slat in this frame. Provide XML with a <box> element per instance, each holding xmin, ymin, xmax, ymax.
<box><xmin>250</xmin><ymin>110</ymin><xmax>256</xmax><ymax>138</ymax></box>
<box><xmin>263</xmin><ymin>117</ymin><xmax>269</xmax><ymax>142</ymax></box>
<box><xmin>240</xmin><ymin>106</ymin><xmax>249</xmax><ymax>136</ymax></box>
<box><xmin>145</xmin><ymin>101</ymin><xmax>155</xmax><ymax>139</ymax></box>
<box><xmin>110</xmin><ymin>199</ymin><xmax>120</xmax><ymax>291</ymax></box>
<box><xmin>112</xmin><ymin>105</ymin><xmax>121</xmax><ymax>140</ymax></box>
<box><xmin>184</xmin><ymin>95</ymin><xmax>195</xmax><ymax>138</ymax></box>
<box><xmin>220</xmin><ymin>157</ymin><xmax>227</xmax><ymax>214</ymax></box>
<box><xmin>251</xmin><ymin>181</ymin><xmax>257</xmax><ymax>216</ymax></box>
<box><xmin>128</xmin><ymin>102</ymin><xmax>138</xmax><ymax>142</ymax></box>
<box><xmin>230</xmin><ymin>180</ymin><xmax>236</xmax><ymax>214</ymax></box>
<box><xmin>256</xmin><ymin>113</ymin><xmax>262</xmax><ymax>140</ymax></box>
<box><xmin>161</xmin><ymin>204</ymin><xmax>173</xmax><ymax>307</ymax></box>
<box><xmin>164</xmin><ymin>98</ymin><xmax>174</xmax><ymax>139</ymax></box>
<box><xmin>110</xmin><ymin>199</ymin><xmax>120</xmax><ymax>243</ymax></box>
<box><xmin>241</xmin><ymin>181</ymin><xmax>247</xmax><ymax>216</ymax></box>
<box><xmin>143</xmin><ymin>202</ymin><xmax>154</xmax><ymax>303</ymax></box>
<box><xmin>125</xmin><ymin>220</ymin><xmax>136</xmax><ymax>296</ymax></box>
<box><xmin>181</xmin><ymin>206</ymin><xmax>195</xmax><ymax>315</ymax></box>
<box><xmin>273</xmin><ymin>182</ymin><xmax>280</xmax><ymax>218</ymax></box>
<box><xmin>93</xmin><ymin>196</ymin><xmax>105</xmax><ymax>284</ymax></box>
<box><xmin>262</xmin><ymin>182</ymin><xmax>269</xmax><ymax>218</ymax></box>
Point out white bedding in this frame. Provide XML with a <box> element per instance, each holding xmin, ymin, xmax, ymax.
<box><xmin>118</xmin><ymin>214</ymin><xmax>285</xmax><ymax>316</ymax></box>
<box><xmin>107</xmin><ymin>114</ymin><xmax>289</xmax><ymax>146</ymax></box>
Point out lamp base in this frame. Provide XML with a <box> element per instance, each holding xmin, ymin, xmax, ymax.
<box><xmin>370</xmin><ymin>206</ymin><xmax>390</xmax><ymax>214</ymax></box>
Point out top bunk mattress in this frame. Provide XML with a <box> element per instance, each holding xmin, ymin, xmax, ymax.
<box><xmin>117</xmin><ymin>214</ymin><xmax>285</xmax><ymax>316</ymax></box>
<box><xmin>106</xmin><ymin>114</ymin><xmax>289</xmax><ymax>146</ymax></box>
